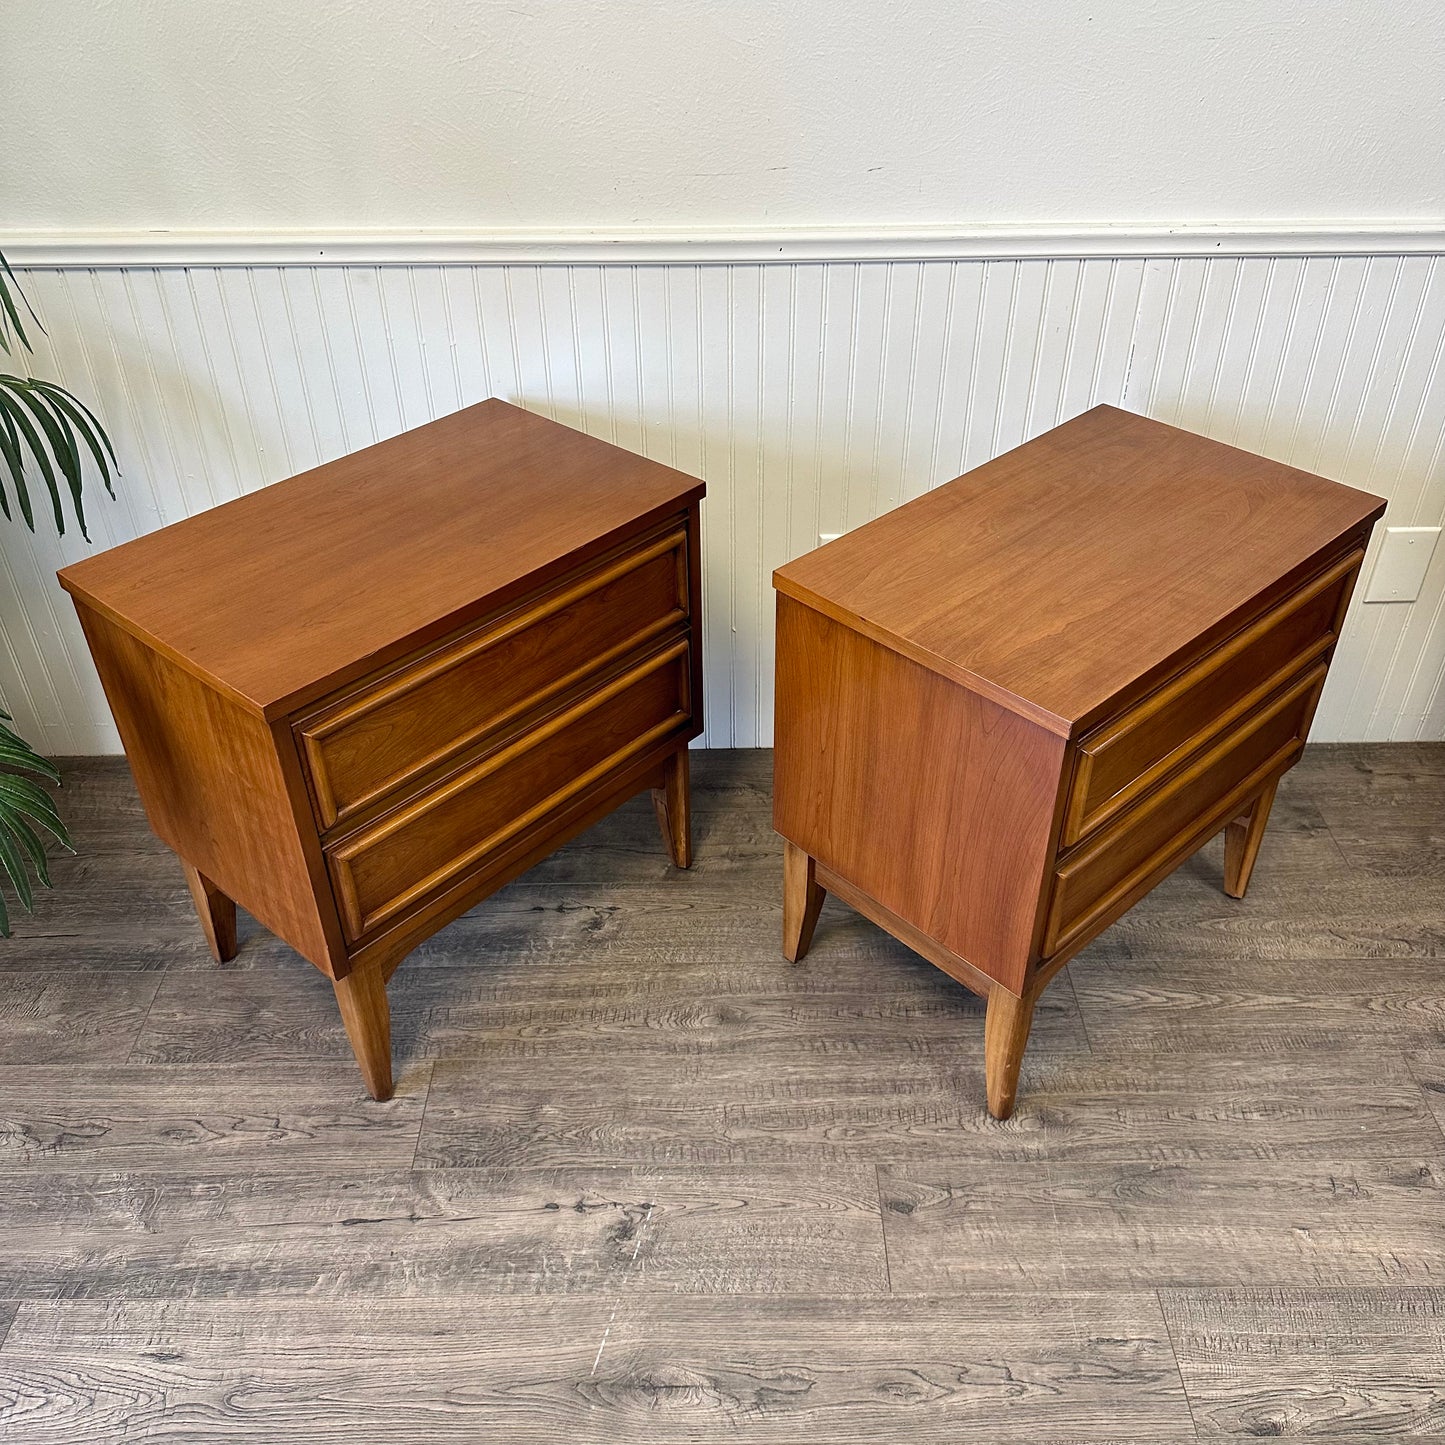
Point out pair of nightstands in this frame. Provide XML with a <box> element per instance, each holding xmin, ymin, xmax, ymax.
<box><xmin>62</xmin><ymin>401</ymin><xmax>1382</xmax><ymax>1115</ymax></box>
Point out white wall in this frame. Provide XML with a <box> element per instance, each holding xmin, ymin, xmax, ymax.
<box><xmin>1</xmin><ymin>4</ymin><xmax>1442</xmax><ymax>752</ymax></box>
<box><xmin>2</xmin><ymin>0</ymin><xmax>1441</xmax><ymax>230</ymax></box>
<box><xmin>3</xmin><ymin>252</ymin><xmax>1443</xmax><ymax>755</ymax></box>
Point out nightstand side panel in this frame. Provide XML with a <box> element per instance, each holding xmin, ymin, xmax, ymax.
<box><xmin>75</xmin><ymin>603</ymin><xmax>339</xmax><ymax>971</ymax></box>
<box><xmin>773</xmin><ymin>594</ymin><xmax>1064</xmax><ymax>994</ymax></box>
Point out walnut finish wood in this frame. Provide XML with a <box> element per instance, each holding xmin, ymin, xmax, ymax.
<box><xmin>984</xmin><ymin>985</ymin><xmax>1038</xmax><ymax>1122</ymax></box>
<box><xmin>326</xmin><ymin>639</ymin><xmax>692</xmax><ymax>942</ymax></box>
<box><xmin>73</xmin><ymin>606</ymin><xmax>340</xmax><ymax>969</ymax></box>
<box><xmin>775</xmin><ymin>403</ymin><xmax>1384</xmax><ymax>736</ymax></box>
<box><xmin>1224</xmin><ymin>778</ymin><xmax>1279</xmax><ymax>899</ymax></box>
<box><xmin>60</xmin><ymin>399</ymin><xmax>704</xmax><ymax>719</ymax></box>
<box><xmin>1045</xmin><ymin>662</ymin><xmax>1327</xmax><ymax>957</ymax></box>
<box><xmin>652</xmin><ymin>746</ymin><xmax>693</xmax><ymax>869</ymax></box>
<box><xmin>180</xmin><ymin>863</ymin><xmax>237</xmax><ymax>964</ymax></box>
<box><xmin>781</xmin><ymin>839</ymin><xmax>825</xmax><ymax>963</ymax></box>
<box><xmin>773</xmin><ymin>405</ymin><xmax>1384</xmax><ymax>1118</ymax></box>
<box><xmin>330</xmin><ymin>957</ymin><xmax>392</xmax><ymax>1102</ymax></box>
<box><xmin>59</xmin><ymin>401</ymin><xmax>704</xmax><ymax>1098</ymax></box>
<box><xmin>774</xmin><ymin>595</ymin><xmax>1065</xmax><ymax>996</ymax></box>
<box><xmin>1063</xmin><ymin>547</ymin><xmax>1362</xmax><ymax>846</ymax></box>
<box><xmin>298</xmin><ymin>525</ymin><xmax>690</xmax><ymax>832</ymax></box>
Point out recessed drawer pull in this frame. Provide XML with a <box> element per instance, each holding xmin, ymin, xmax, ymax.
<box><xmin>297</xmin><ymin>527</ymin><xmax>690</xmax><ymax>829</ymax></box>
<box><xmin>326</xmin><ymin>637</ymin><xmax>693</xmax><ymax>941</ymax></box>
<box><xmin>1062</xmin><ymin>548</ymin><xmax>1364</xmax><ymax>846</ymax></box>
<box><xmin>1046</xmin><ymin>661</ymin><xmax>1328</xmax><ymax>957</ymax></box>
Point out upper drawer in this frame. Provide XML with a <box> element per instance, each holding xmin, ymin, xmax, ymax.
<box><xmin>1061</xmin><ymin>548</ymin><xmax>1362</xmax><ymax>847</ymax></box>
<box><xmin>326</xmin><ymin>637</ymin><xmax>692</xmax><ymax>942</ymax></box>
<box><xmin>297</xmin><ymin>523</ymin><xmax>690</xmax><ymax>830</ymax></box>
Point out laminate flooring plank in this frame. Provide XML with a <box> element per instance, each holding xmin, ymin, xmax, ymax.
<box><xmin>1161</xmin><ymin>1286</ymin><xmax>1445</xmax><ymax>1440</ymax></box>
<box><xmin>1062</xmin><ymin>761</ymin><xmax>1440</xmax><ymax>962</ymax></box>
<box><xmin>879</xmin><ymin>1158</ymin><xmax>1445</xmax><ymax>1291</ymax></box>
<box><xmin>965</xmin><ymin>1048</ymin><xmax>1441</xmax><ymax>1160</ymax></box>
<box><xmin>1086</xmin><ymin>860</ymin><xmax>1441</xmax><ymax>963</ymax></box>
<box><xmin>0</xmin><ymin>930</ymin><xmax>209</xmax><ymax>975</ymax></box>
<box><xmin>0</xmin><ymin>974</ymin><xmax>160</xmax><ymax>1063</ymax></box>
<box><xmin>0</xmin><ymin>1165</ymin><xmax>887</xmax><ymax>1300</ymax></box>
<box><xmin>0</xmin><ymin>1063</ymin><xmax>429</xmax><ymax>1172</ymax></box>
<box><xmin>0</xmin><ymin>1293</ymin><xmax>1196</xmax><ymax>1443</ymax></box>
<box><xmin>685</xmin><ymin>747</ymin><xmax>775</xmax><ymax>811</ymax></box>
<box><xmin>410</xmin><ymin>1039</ymin><xmax>1438</xmax><ymax>1168</ymax></box>
<box><xmin>169</xmin><ymin>890</ymin><xmax>912</xmax><ymax>972</ymax></box>
<box><xmin>1294</xmin><ymin>740</ymin><xmax>1445</xmax><ymax>778</ymax></box>
<box><xmin>413</xmin><ymin>1041</ymin><xmax>1108</xmax><ymax>1169</ymax></box>
<box><xmin>127</xmin><ymin>956</ymin><xmax>1091</xmax><ymax>1069</ymax></box>
<box><xmin>42</xmin><ymin>756</ymin><xmax>146</xmax><ymax>826</ymax></box>
<box><xmin>1071</xmin><ymin>955</ymin><xmax>1445</xmax><ymax>1054</ymax></box>
<box><xmin>1329</xmin><ymin>823</ymin><xmax>1445</xmax><ymax>880</ymax></box>
<box><xmin>520</xmin><ymin>800</ymin><xmax>783</xmax><ymax>885</ymax></box>
<box><xmin>1404</xmin><ymin>1049</ymin><xmax>1445</xmax><ymax>1141</ymax></box>
<box><xmin>1304</xmin><ymin>742</ymin><xmax>1445</xmax><ymax>817</ymax></box>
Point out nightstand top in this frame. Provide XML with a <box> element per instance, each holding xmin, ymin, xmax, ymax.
<box><xmin>60</xmin><ymin>400</ymin><xmax>704</xmax><ymax>717</ymax></box>
<box><xmin>773</xmin><ymin>405</ymin><xmax>1384</xmax><ymax>735</ymax></box>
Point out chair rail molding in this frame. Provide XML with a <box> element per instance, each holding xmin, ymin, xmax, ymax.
<box><xmin>1</xmin><ymin>228</ymin><xmax>1442</xmax><ymax>754</ymax></box>
<box><xmin>2</xmin><ymin>221</ymin><xmax>1443</xmax><ymax>268</ymax></box>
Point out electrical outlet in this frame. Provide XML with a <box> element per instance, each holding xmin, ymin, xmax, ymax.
<box><xmin>1363</xmin><ymin>526</ymin><xmax>1441</xmax><ymax>603</ymax></box>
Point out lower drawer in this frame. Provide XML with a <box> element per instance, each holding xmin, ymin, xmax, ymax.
<box><xmin>326</xmin><ymin>638</ymin><xmax>692</xmax><ymax>941</ymax></box>
<box><xmin>1043</xmin><ymin>661</ymin><xmax>1326</xmax><ymax>958</ymax></box>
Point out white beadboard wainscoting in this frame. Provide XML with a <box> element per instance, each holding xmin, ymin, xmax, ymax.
<box><xmin>2</xmin><ymin>242</ymin><xmax>1443</xmax><ymax>754</ymax></box>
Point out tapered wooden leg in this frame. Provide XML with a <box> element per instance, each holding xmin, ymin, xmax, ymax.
<box><xmin>651</xmin><ymin>747</ymin><xmax>693</xmax><ymax>869</ymax></box>
<box><xmin>1224</xmin><ymin>777</ymin><xmax>1280</xmax><ymax>899</ymax></box>
<box><xmin>984</xmin><ymin>985</ymin><xmax>1037</xmax><ymax>1121</ymax></box>
<box><xmin>332</xmin><ymin>958</ymin><xmax>393</xmax><ymax>1101</ymax></box>
<box><xmin>181</xmin><ymin>861</ymin><xmax>237</xmax><ymax>963</ymax></box>
<box><xmin>782</xmin><ymin>840</ymin><xmax>826</xmax><ymax>963</ymax></box>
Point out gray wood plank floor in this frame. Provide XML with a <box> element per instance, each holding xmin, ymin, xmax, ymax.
<box><xmin>0</xmin><ymin>744</ymin><xmax>1441</xmax><ymax>1442</ymax></box>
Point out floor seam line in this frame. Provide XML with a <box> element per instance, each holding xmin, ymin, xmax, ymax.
<box><xmin>408</xmin><ymin>1060</ymin><xmax>439</xmax><ymax>1170</ymax></box>
<box><xmin>1064</xmin><ymin>968</ymin><xmax>1094</xmax><ymax>1052</ymax></box>
<box><xmin>1402</xmin><ymin>1053</ymin><xmax>1445</xmax><ymax>1152</ymax></box>
<box><xmin>120</xmin><ymin>972</ymin><xmax>167</xmax><ymax>1065</ymax></box>
<box><xmin>1158</xmin><ymin>1287</ymin><xmax>1204</xmax><ymax>1442</ymax></box>
<box><xmin>874</xmin><ymin>1162</ymin><xmax>895</xmax><ymax>1293</ymax></box>
<box><xmin>0</xmin><ymin>1300</ymin><xmax>20</xmax><ymax>1354</ymax></box>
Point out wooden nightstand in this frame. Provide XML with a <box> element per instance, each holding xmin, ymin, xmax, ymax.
<box><xmin>60</xmin><ymin>400</ymin><xmax>705</xmax><ymax>1099</ymax></box>
<box><xmin>773</xmin><ymin>405</ymin><xmax>1384</xmax><ymax>1119</ymax></box>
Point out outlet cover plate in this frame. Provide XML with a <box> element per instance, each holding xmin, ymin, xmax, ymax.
<box><xmin>1364</xmin><ymin>526</ymin><xmax>1441</xmax><ymax>603</ymax></box>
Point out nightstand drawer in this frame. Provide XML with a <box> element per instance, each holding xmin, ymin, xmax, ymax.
<box><xmin>298</xmin><ymin>525</ymin><xmax>690</xmax><ymax>830</ymax></box>
<box><xmin>1045</xmin><ymin>661</ymin><xmax>1327</xmax><ymax>958</ymax></box>
<box><xmin>326</xmin><ymin>638</ymin><xmax>692</xmax><ymax>942</ymax></box>
<box><xmin>1061</xmin><ymin>548</ymin><xmax>1361</xmax><ymax>846</ymax></box>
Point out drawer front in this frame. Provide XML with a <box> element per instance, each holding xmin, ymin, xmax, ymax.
<box><xmin>327</xmin><ymin>638</ymin><xmax>692</xmax><ymax>942</ymax></box>
<box><xmin>1062</xmin><ymin>549</ymin><xmax>1362</xmax><ymax>847</ymax></box>
<box><xmin>1044</xmin><ymin>662</ymin><xmax>1326</xmax><ymax>958</ymax></box>
<box><xmin>298</xmin><ymin>525</ymin><xmax>690</xmax><ymax>830</ymax></box>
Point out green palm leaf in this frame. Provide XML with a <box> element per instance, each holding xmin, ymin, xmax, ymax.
<box><xmin>0</xmin><ymin>251</ymin><xmax>42</xmax><ymax>357</ymax></box>
<box><xmin>0</xmin><ymin>251</ymin><xmax>114</xmax><ymax>935</ymax></box>
<box><xmin>0</xmin><ymin>252</ymin><xmax>117</xmax><ymax>539</ymax></box>
<box><xmin>0</xmin><ymin>710</ymin><xmax>72</xmax><ymax>936</ymax></box>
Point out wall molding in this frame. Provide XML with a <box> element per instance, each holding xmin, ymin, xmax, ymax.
<box><xmin>3</xmin><ymin>221</ymin><xmax>1444</xmax><ymax>268</ymax></box>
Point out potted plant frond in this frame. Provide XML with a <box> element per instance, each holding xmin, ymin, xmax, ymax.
<box><xmin>0</xmin><ymin>251</ymin><xmax>118</xmax><ymax>933</ymax></box>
